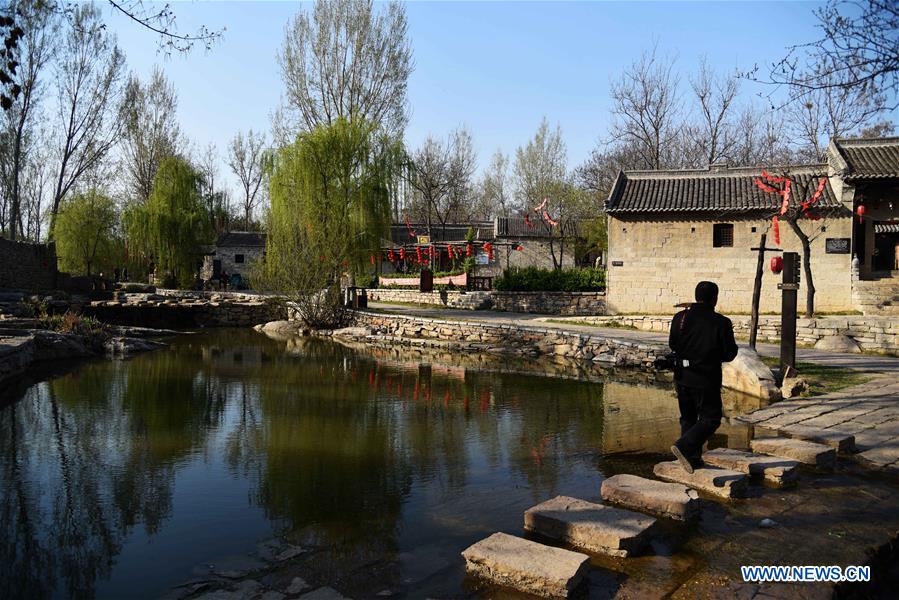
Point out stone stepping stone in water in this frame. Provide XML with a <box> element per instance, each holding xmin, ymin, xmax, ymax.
<box><xmin>600</xmin><ymin>473</ymin><xmax>700</xmax><ymax>522</ymax></box>
<box><xmin>775</xmin><ymin>424</ymin><xmax>856</xmax><ymax>452</ymax></box>
<box><xmin>750</xmin><ymin>437</ymin><xmax>836</xmax><ymax>470</ymax></box>
<box><xmin>653</xmin><ymin>461</ymin><xmax>748</xmax><ymax>499</ymax></box>
<box><xmin>703</xmin><ymin>448</ymin><xmax>800</xmax><ymax>487</ymax></box>
<box><xmin>461</xmin><ymin>532</ymin><xmax>589</xmax><ymax>599</ymax></box>
<box><xmin>522</xmin><ymin>495</ymin><xmax>656</xmax><ymax>557</ymax></box>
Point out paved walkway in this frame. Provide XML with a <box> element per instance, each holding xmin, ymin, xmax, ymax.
<box><xmin>368</xmin><ymin>302</ymin><xmax>899</xmax><ymax>373</ymax></box>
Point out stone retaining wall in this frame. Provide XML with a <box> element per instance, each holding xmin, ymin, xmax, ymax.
<box><xmin>0</xmin><ymin>238</ymin><xmax>57</xmax><ymax>291</ymax></box>
<box><xmin>83</xmin><ymin>293</ymin><xmax>286</xmax><ymax>328</ymax></box>
<box><xmin>569</xmin><ymin>314</ymin><xmax>899</xmax><ymax>355</ymax></box>
<box><xmin>367</xmin><ymin>288</ymin><xmax>606</xmax><ymax>315</ymax></box>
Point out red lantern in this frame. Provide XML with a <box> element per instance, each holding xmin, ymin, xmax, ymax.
<box><xmin>388</xmin><ymin>249</ymin><xmax>396</xmax><ymax>262</ymax></box>
<box><xmin>448</xmin><ymin>245</ymin><xmax>455</xmax><ymax>260</ymax></box>
<box><xmin>416</xmin><ymin>247</ymin><xmax>423</xmax><ymax>264</ymax></box>
<box><xmin>516</xmin><ymin>244</ymin><xmax>524</xmax><ymax>251</ymax></box>
<box><xmin>857</xmin><ymin>204</ymin><xmax>866</xmax><ymax>224</ymax></box>
<box><xmin>370</xmin><ymin>254</ymin><xmax>376</xmax><ymax>266</ymax></box>
<box><xmin>770</xmin><ymin>256</ymin><xmax>784</xmax><ymax>274</ymax></box>
<box><xmin>466</xmin><ymin>244</ymin><xmax>473</xmax><ymax>257</ymax></box>
<box><xmin>399</xmin><ymin>248</ymin><xmax>406</xmax><ymax>261</ymax></box>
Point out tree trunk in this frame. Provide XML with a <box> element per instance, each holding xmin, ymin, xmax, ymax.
<box><xmin>787</xmin><ymin>219</ymin><xmax>815</xmax><ymax>317</ymax></box>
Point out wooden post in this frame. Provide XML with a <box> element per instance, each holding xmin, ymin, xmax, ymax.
<box><xmin>779</xmin><ymin>251</ymin><xmax>800</xmax><ymax>376</ymax></box>
<box><xmin>749</xmin><ymin>233</ymin><xmax>766</xmax><ymax>350</ymax></box>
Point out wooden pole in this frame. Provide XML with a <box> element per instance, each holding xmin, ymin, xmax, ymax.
<box><xmin>749</xmin><ymin>233</ymin><xmax>767</xmax><ymax>350</ymax></box>
<box><xmin>780</xmin><ymin>252</ymin><xmax>800</xmax><ymax>376</ymax></box>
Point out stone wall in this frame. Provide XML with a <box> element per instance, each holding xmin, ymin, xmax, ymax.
<box><xmin>0</xmin><ymin>238</ymin><xmax>57</xmax><ymax>291</ymax></box>
<box><xmin>491</xmin><ymin>291</ymin><xmax>605</xmax><ymax>315</ymax></box>
<box><xmin>569</xmin><ymin>314</ymin><xmax>899</xmax><ymax>355</ymax></box>
<box><xmin>606</xmin><ymin>215</ymin><xmax>854</xmax><ymax>314</ymax></box>
<box><xmin>367</xmin><ymin>288</ymin><xmax>606</xmax><ymax>315</ymax></box>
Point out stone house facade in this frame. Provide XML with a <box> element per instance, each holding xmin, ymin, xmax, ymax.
<box><xmin>605</xmin><ymin>137</ymin><xmax>899</xmax><ymax>315</ymax></box>
<box><xmin>201</xmin><ymin>231</ymin><xmax>266</xmax><ymax>285</ymax></box>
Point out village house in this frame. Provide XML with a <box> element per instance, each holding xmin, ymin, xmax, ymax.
<box><xmin>604</xmin><ymin>136</ymin><xmax>899</xmax><ymax>315</ymax></box>
<box><xmin>201</xmin><ymin>231</ymin><xmax>266</xmax><ymax>287</ymax></box>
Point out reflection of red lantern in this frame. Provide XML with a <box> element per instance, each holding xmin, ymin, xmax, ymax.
<box><xmin>857</xmin><ymin>204</ymin><xmax>866</xmax><ymax>224</ymax></box>
<box><xmin>388</xmin><ymin>249</ymin><xmax>395</xmax><ymax>262</ymax></box>
<box><xmin>770</xmin><ymin>256</ymin><xmax>784</xmax><ymax>274</ymax></box>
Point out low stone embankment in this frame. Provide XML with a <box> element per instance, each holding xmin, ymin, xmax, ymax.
<box><xmin>367</xmin><ymin>288</ymin><xmax>606</xmax><ymax>315</ymax></box>
<box><xmin>312</xmin><ymin>310</ymin><xmax>779</xmax><ymax>400</ymax></box>
<box><xmin>565</xmin><ymin>314</ymin><xmax>899</xmax><ymax>356</ymax></box>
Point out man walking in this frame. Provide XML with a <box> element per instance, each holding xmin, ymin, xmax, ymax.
<box><xmin>669</xmin><ymin>281</ymin><xmax>739</xmax><ymax>473</ymax></box>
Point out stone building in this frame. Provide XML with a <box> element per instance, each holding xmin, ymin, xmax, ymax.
<box><xmin>382</xmin><ymin>217</ymin><xmax>578</xmax><ymax>277</ymax></box>
<box><xmin>201</xmin><ymin>231</ymin><xmax>266</xmax><ymax>285</ymax></box>
<box><xmin>604</xmin><ymin>136</ymin><xmax>899</xmax><ymax>315</ymax></box>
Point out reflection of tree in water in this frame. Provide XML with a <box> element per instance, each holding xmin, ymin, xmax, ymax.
<box><xmin>0</xmin><ymin>345</ymin><xmax>224</xmax><ymax>599</ymax></box>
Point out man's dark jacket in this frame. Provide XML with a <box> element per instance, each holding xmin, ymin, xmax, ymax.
<box><xmin>668</xmin><ymin>303</ymin><xmax>739</xmax><ymax>389</ymax></box>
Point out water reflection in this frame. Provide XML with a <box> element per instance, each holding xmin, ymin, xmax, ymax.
<box><xmin>0</xmin><ymin>328</ymin><xmax>735</xmax><ymax>599</ymax></box>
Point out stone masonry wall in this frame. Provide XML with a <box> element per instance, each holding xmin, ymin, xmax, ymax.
<box><xmin>606</xmin><ymin>216</ymin><xmax>854</xmax><ymax>314</ymax></box>
<box><xmin>368</xmin><ymin>288</ymin><xmax>606</xmax><ymax>315</ymax></box>
<box><xmin>571</xmin><ymin>314</ymin><xmax>899</xmax><ymax>355</ymax></box>
<box><xmin>0</xmin><ymin>238</ymin><xmax>57</xmax><ymax>291</ymax></box>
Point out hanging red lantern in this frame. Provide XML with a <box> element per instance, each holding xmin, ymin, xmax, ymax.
<box><xmin>770</xmin><ymin>256</ymin><xmax>784</xmax><ymax>274</ymax></box>
<box><xmin>429</xmin><ymin>245</ymin><xmax>435</xmax><ymax>258</ymax></box>
<box><xmin>399</xmin><ymin>248</ymin><xmax>406</xmax><ymax>261</ymax></box>
<box><xmin>516</xmin><ymin>244</ymin><xmax>524</xmax><ymax>251</ymax></box>
<box><xmin>416</xmin><ymin>247</ymin><xmax>423</xmax><ymax>263</ymax></box>
<box><xmin>388</xmin><ymin>249</ymin><xmax>396</xmax><ymax>262</ymax></box>
<box><xmin>466</xmin><ymin>243</ymin><xmax>473</xmax><ymax>257</ymax></box>
<box><xmin>857</xmin><ymin>204</ymin><xmax>866</xmax><ymax>224</ymax></box>
<box><xmin>448</xmin><ymin>245</ymin><xmax>455</xmax><ymax>260</ymax></box>
<box><xmin>370</xmin><ymin>254</ymin><xmax>376</xmax><ymax>266</ymax></box>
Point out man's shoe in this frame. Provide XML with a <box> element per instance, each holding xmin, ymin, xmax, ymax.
<box><xmin>671</xmin><ymin>444</ymin><xmax>694</xmax><ymax>474</ymax></box>
<box><xmin>689</xmin><ymin>457</ymin><xmax>705</xmax><ymax>470</ymax></box>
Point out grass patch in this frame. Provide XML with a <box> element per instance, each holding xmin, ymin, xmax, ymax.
<box><xmin>760</xmin><ymin>356</ymin><xmax>874</xmax><ymax>397</ymax></box>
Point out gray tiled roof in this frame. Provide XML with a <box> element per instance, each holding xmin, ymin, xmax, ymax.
<box><xmin>831</xmin><ymin>137</ymin><xmax>899</xmax><ymax>180</ymax></box>
<box><xmin>389</xmin><ymin>222</ymin><xmax>495</xmax><ymax>244</ymax></box>
<box><xmin>216</xmin><ymin>231</ymin><xmax>266</xmax><ymax>247</ymax></box>
<box><xmin>875</xmin><ymin>222</ymin><xmax>899</xmax><ymax>234</ymax></box>
<box><xmin>605</xmin><ymin>165</ymin><xmax>843</xmax><ymax>215</ymax></box>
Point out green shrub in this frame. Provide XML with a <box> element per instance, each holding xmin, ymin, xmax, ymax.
<box><xmin>493</xmin><ymin>267</ymin><xmax>606</xmax><ymax>292</ymax></box>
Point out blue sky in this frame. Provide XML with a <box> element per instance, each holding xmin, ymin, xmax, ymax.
<box><xmin>106</xmin><ymin>1</ymin><xmax>837</xmax><ymax>193</ymax></box>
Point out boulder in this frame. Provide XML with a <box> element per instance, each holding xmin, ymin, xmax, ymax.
<box><xmin>781</xmin><ymin>376</ymin><xmax>809</xmax><ymax>399</ymax></box>
<box><xmin>814</xmin><ymin>334</ymin><xmax>861</xmax><ymax>353</ymax></box>
<box><xmin>254</xmin><ymin>320</ymin><xmax>309</xmax><ymax>340</ymax></box>
<box><xmin>722</xmin><ymin>348</ymin><xmax>781</xmax><ymax>401</ymax></box>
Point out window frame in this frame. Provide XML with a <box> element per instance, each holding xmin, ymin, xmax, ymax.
<box><xmin>712</xmin><ymin>223</ymin><xmax>734</xmax><ymax>248</ymax></box>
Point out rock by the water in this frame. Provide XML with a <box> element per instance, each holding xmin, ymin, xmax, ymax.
<box><xmin>523</xmin><ymin>495</ymin><xmax>655</xmax><ymax>557</ymax></box>
<box><xmin>814</xmin><ymin>335</ymin><xmax>861</xmax><ymax>353</ymax></box>
<box><xmin>298</xmin><ymin>587</ymin><xmax>351</xmax><ymax>600</ymax></box>
<box><xmin>781</xmin><ymin>376</ymin><xmax>809</xmax><ymax>399</ymax></box>
<box><xmin>462</xmin><ymin>532</ymin><xmax>588</xmax><ymax>598</ymax></box>
<box><xmin>105</xmin><ymin>336</ymin><xmax>166</xmax><ymax>357</ymax></box>
<box><xmin>600</xmin><ymin>474</ymin><xmax>699</xmax><ymax>521</ymax></box>
<box><xmin>722</xmin><ymin>348</ymin><xmax>781</xmax><ymax>401</ymax></box>
<box><xmin>286</xmin><ymin>578</ymin><xmax>310</xmax><ymax>595</ymax></box>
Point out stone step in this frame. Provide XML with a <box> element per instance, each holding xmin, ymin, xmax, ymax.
<box><xmin>750</xmin><ymin>437</ymin><xmax>836</xmax><ymax>469</ymax></box>
<box><xmin>653</xmin><ymin>461</ymin><xmax>749</xmax><ymax>499</ymax></box>
<box><xmin>461</xmin><ymin>532</ymin><xmax>589</xmax><ymax>598</ymax></box>
<box><xmin>600</xmin><ymin>473</ymin><xmax>700</xmax><ymax>521</ymax></box>
<box><xmin>775</xmin><ymin>424</ymin><xmax>856</xmax><ymax>452</ymax></box>
<box><xmin>703</xmin><ymin>448</ymin><xmax>800</xmax><ymax>487</ymax></box>
<box><xmin>523</xmin><ymin>495</ymin><xmax>656</xmax><ymax>557</ymax></box>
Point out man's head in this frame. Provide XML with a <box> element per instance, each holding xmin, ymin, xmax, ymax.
<box><xmin>695</xmin><ymin>281</ymin><xmax>719</xmax><ymax>307</ymax></box>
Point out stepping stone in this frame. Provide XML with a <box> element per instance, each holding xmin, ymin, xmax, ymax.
<box><xmin>653</xmin><ymin>461</ymin><xmax>748</xmax><ymax>499</ymax></box>
<box><xmin>777</xmin><ymin>424</ymin><xmax>856</xmax><ymax>452</ymax></box>
<box><xmin>523</xmin><ymin>495</ymin><xmax>656</xmax><ymax>557</ymax></box>
<box><xmin>703</xmin><ymin>448</ymin><xmax>800</xmax><ymax>487</ymax></box>
<box><xmin>461</xmin><ymin>532</ymin><xmax>588</xmax><ymax>598</ymax></box>
<box><xmin>600</xmin><ymin>474</ymin><xmax>700</xmax><ymax>521</ymax></box>
<box><xmin>750</xmin><ymin>437</ymin><xmax>836</xmax><ymax>470</ymax></box>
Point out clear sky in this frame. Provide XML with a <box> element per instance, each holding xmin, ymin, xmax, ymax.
<box><xmin>104</xmin><ymin>0</ymin><xmax>841</xmax><ymax>195</ymax></box>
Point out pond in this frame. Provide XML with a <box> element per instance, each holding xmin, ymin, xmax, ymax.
<box><xmin>0</xmin><ymin>328</ymin><xmax>756</xmax><ymax>599</ymax></box>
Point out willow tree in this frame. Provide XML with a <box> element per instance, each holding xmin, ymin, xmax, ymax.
<box><xmin>54</xmin><ymin>189</ymin><xmax>118</xmax><ymax>277</ymax></box>
<box><xmin>257</xmin><ymin>118</ymin><xmax>400</xmax><ymax>327</ymax></box>
<box><xmin>124</xmin><ymin>156</ymin><xmax>212</xmax><ymax>288</ymax></box>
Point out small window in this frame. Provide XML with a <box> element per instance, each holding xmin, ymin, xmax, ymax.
<box><xmin>235</xmin><ymin>254</ymin><xmax>245</xmax><ymax>263</ymax></box>
<box><xmin>751</xmin><ymin>226</ymin><xmax>757</xmax><ymax>233</ymax></box>
<box><xmin>713</xmin><ymin>223</ymin><xmax>734</xmax><ymax>247</ymax></box>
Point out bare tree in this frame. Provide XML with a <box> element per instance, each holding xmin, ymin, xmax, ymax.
<box><xmin>476</xmin><ymin>149</ymin><xmax>511</xmax><ymax>219</ymax></box>
<box><xmin>227</xmin><ymin>129</ymin><xmax>267</xmax><ymax>230</ymax></box>
<box><xmin>514</xmin><ymin>117</ymin><xmax>566</xmax><ymax>211</ymax></box>
<box><xmin>761</xmin><ymin>0</ymin><xmax>898</xmax><ymax>107</ymax></box>
<box><xmin>48</xmin><ymin>3</ymin><xmax>126</xmax><ymax>237</ymax></box>
<box><xmin>407</xmin><ymin>126</ymin><xmax>476</xmax><ymax>241</ymax></box>
<box><xmin>732</xmin><ymin>104</ymin><xmax>799</xmax><ymax>166</ymax></box>
<box><xmin>3</xmin><ymin>0</ymin><xmax>57</xmax><ymax>240</ymax></box>
<box><xmin>609</xmin><ymin>46</ymin><xmax>681</xmax><ymax>170</ymax></box>
<box><xmin>105</xmin><ymin>0</ymin><xmax>223</xmax><ymax>54</ymax></box>
<box><xmin>688</xmin><ymin>58</ymin><xmax>739</xmax><ymax>166</ymax></box>
<box><xmin>575</xmin><ymin>142</ymin><xmax>643</xmax><ymax>198</ymax></box>
<box><xmin>120</xmin><ymin>67</ymin><xmax>180</xmax><ymax>203</ymax></box>
<box><xmin>278</xmin><ymin>0</ymin><xmax>413</xmax><ymax>137</ymax></box>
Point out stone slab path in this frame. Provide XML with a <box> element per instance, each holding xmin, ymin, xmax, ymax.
<box><xmin>461</xmin><ymin>532</ymin><xmax>589</xmax><ymax>598</ymax></box>
<box><xmin>653</xmin><ymin>461</ymin><xmax>749</xmax><ymax>499</ymax></box>
<box><xmin>523</xmin><ymin>495</ymin><xmax>656</xmax><ymax>557</ymax></box>
<box><xmin>703</xmin><ymin>448</ymin><xmax>800</xmax><ymax>486</ymax></box>
<box><xmin>600</xmin><ymin>474</ymin><xmax>700</xmax><ymax>521</ymax></box>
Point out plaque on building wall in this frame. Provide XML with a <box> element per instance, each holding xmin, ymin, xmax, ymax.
<box><xmin>612</xmin><ymin>260</ymin><xmax>624</xmax><ymax>267</ymax></box>
<box><xmin>825</xmin><ymin>238</ymin><xmax>850</xmax><ymax>254</ymax></box>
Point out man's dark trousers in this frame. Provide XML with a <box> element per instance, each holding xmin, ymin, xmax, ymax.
<box><xmin>675</xmin><ymin>384</ymin><xmax>722</xmax><ymax>460</ymax></box>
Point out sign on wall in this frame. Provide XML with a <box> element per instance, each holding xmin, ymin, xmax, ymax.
<box><xmin>476</xmin><ymin>251</ymin><xmax>490</xmax><ymax>265</ymax></box>
<box><xmin>825</xmin><ymin>238</ymin><xmax>851</xmax><ymax>254</ymax></box>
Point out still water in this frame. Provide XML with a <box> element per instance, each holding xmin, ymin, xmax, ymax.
<box><xmin>0</xmin><ymin>328</ymin><xmax>737</xmax><ymax>599</ymax></box>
